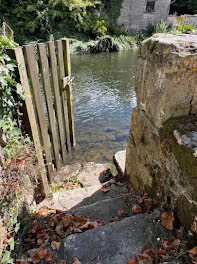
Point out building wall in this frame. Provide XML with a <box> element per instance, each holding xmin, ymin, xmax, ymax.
<box><xmin>118</xmin><ymin>0</ymin><xmax>171</xmax><ymax>33</ymax></box>
<box><xmin>168</xmin><ymin>15</ymin><xmax>197</xmax><ymax>28</ymax></box>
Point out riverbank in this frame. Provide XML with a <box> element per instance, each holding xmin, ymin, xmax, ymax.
<box><xmin>69</xmin><ymin>35</ymin><xmax>138</xmax><ymax>54</ymax></box>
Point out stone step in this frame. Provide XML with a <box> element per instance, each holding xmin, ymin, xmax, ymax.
<box><xmin>38</xmin><ymin>185</ymin><xmax>102</xmax><ymax>211</ymax></box>
<box><xmin>55</xmin><ymin>210</ymin><xmax>172</xmax><ymax>264</ymax></box>
<box><xmin>38</xmin><ymin>180</ymin><xmax>130</xmax><ymax>211</ymax></box>
<box><xmin>68</xmin><ymin>193</ymin><xmax>136</xmax><ymax>223</ymax></box>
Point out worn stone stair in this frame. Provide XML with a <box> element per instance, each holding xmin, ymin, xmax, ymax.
<box><xmin>38</xmin><ymin>162</ymin><xmax>177</xmax><ymax>264</ymax></box>
<box><xmin>55</xmin><ymin>211</ymin><xmax>172</xmax><ymax>264</ymax></box>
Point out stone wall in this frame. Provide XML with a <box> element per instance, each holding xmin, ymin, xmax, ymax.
<box><xmin>125</xmin><ymin>34</ymin><xmax>197</xmax><ymax>241</ymax></box>
<box><xmin>118</xmin><ymin>0</ymin><xmax>171</xmax><ymax>33</ymax></box>
<box><xmin>168</xmin><ymin>15</ymin><xmax>197</xmax><ymax>28</ymax></box>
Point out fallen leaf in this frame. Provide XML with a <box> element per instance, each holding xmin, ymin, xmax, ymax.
<box><xmin>161</xmin><ymin>211</ymin><xmax>174</xmax><ymax>231</ymax></box>
<box><xmin>65</xmin><ymin>182</ymin><xmax>73</xmax><ymax>189</ymax></box>
<box><xmin>38</xmin><ymin>245</ymin><xmax>47</xmax><ymax>259</ymax></box>
<box><xmin>36</xmin><ymin>208</ymin><xmax>56</xmax><ymax>216</ymax></box>
<box><xmin>16</xmin><ymin>158</ymin><xmax>26</xmax><ymax>166</ymax></box>
<box><xmin>116</xmin><ymin>182</ymin><xmax>124</xmax><ymax>187</ymax></box>
<box><xmin>73</xmin><ymin>257</ymin><xmax>81</xmax><ymax>264</ymax></box>
<box><xmin>137</xmin><ymin>196</ymin><xmax>144</xmax><ymax>204</ymax></box>
<box><xmin>44</xmin><ymin>251</ymin><xmax>54</xmax><ymax>263</ymax></box>
<box><xmin>142</xmin><ymin>193</ymin><xmax>149</xmax><ymax>200</ymax></box>
<box><xmin>51</xmin><ymin>241</ymin><xmax>61</xmax><ymax>250</ymax></box>
<box><xmin>162</xmin><ymin>239</ymin><xmax>180</xmax><ymax>251</ymax></box>
<box><xmin>61</xmin><ymin>214</ymin><xmax>73</xmax><ymax>228</ymax></box>
<box><xmin>188</xmin><ymin>246</ymin><xmax>197</xmax><ymax>256</ymax></box>
<box><xmin>127</xmin><ymin>258</ymin><xmax>138</xmax><ymax>264</ymax></box>
<box><xmin>157</xmin><ymin>248</ymin><xmax>166</xmax><ymax>256</ymax></box>
<box><xmin>37</xmin><ymin>238</ymin><xmax>44</xmax><ymax>245</ymax></box>
<box><xmin>101</xmin><ymin>185</ymin><xmax>110</xmax><ymax>192</ymax></box>
<box><xmin>138</xmin><ymin>249</ymin><xmax>155</xmax><ymax>263</ymax></box>
<box><xmin>132</xmin><ymin>204</ymin><xmax>142</xmax><ymax>214</ymax></box>
<box><xmin>30</xmin><ymin>252</ymin><xmax>40</xmax><ymax>264</ymax></box>
<box><xmin>118</xmin><ymin>209</ymin><xmax>125</xmax><ymax>217</ymax></box>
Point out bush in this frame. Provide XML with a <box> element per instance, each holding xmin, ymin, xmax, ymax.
<box><xmin>178</xmin><ymin>24</ymin><xmax>197</xmax><ymax>34</ymax></box>
<box><xmin>143</xmin><ymin>21</ymin><xmax>171</xmax><ymax>37</ymax></box>
<box><xmin>155</xmin><ymin>20</ymin><xmax>170</xmax><ymax>34</ymax></box>
<box><xmin>0</xmin><ymin>0</ymin><xmax>108</xmax><ymax>44</ymax></box>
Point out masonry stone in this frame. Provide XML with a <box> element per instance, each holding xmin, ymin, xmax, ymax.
<box><xmin>118</xmin><ymin>0</ymin><xmax>171</xmax><ymax>33</ymax></box>
<box><xmin>125</xmin><ymin>34</ymin><xmax>197</xmax><ymax>242</ymax></box>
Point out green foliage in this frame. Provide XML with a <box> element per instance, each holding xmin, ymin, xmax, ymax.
<box><xmin>142</xmin><ymin>21</ymin><xmax>171</xmax><ymax>37</ymax></box>
<box><xmin>170</xmin><ymin>0</ymin><xmax>197</xmax><ymax>15</ymax></box>
<box><xmin>0</xmin><ymin>0</ymin><xmax>108</xmax><ymax>44</ymax></box>
<box><xmin>1</xmin><ymin>193</ymin><xmax>23</xmax><ymax>264</ymax></box>
<box><xmin>0</xmin><ymin>36</ymin><xmax>25</xmax><ymax>157</ymax></box>
<box><xmin>155</xmin><ymin>21</ymin><xmax>170</xmax><ymax>34</ymax></box>
<box><xmin>102</xmin><ymin>0</ymin><xmax>123</xmax><ymax>26</ymax></box>
<box><xmin>178</xmin><ymin>24</ymin><xmax>197</xmax><ymax>33</ymax></box>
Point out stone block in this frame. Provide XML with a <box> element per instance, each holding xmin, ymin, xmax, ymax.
<box><xmin>126</xmin><ymin>34</ymin><xmax>197</xmax><ymax>241</ymax></box>
<box><xmin>137</xmin><ymin>34</ymin><xmax>197</xmax><ymax>127</ymax></box>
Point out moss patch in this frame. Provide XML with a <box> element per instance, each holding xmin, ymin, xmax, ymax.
<box><xmin>162</xmin><ymin>115</ymin><xmax>197</xmax><ymax>191</ymax></box>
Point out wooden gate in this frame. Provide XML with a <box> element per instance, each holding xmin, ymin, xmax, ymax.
<box><xmin>14</xmin><ymin>39</ymin><xmax>75</xmax><ymax>195</ymax></box>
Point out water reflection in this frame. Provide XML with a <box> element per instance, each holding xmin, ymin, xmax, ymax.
<box><xmin>66</xmin><ymin>50</ymin><xmax>137</xmax><ymax>164</ymax></box>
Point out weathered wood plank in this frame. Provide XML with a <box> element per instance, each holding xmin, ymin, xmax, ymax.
<box><xmin>62</xmin><ymin>39</ymin><xmax>76</xmax><ymax>147</ymax></box>
<box><xmin>48</xmin><ymin>41</ymin><xmax>68</xmax><ymax>163</ymax></box>
<box><xmin>23</xmin><ymin>45</ymin><xmax>54</xmax><ymax>180</ymax></box>
<box><xmin>38</xmin><ymin>43</ymin><xmax>62</xmax><ymax>170</ymax></box>
<box><xmin>14</xmin><ymin>47</ymin><xmax>50</xmax><ymax>195</ymax></box>
<box><xmin>56</xmin><ymin>40</ymin><xmax>72</xmax><ymax>152</ymax></box>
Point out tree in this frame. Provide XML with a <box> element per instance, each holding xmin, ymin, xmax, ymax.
<box><xmin>170</xmin><ymin>0</ymin><xmax>197</xmax><ymax>15</ymax></box>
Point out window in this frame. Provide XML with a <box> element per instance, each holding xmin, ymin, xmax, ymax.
<box><xmin>146</xmin><ymin>2</ymin><xmax>155</xmax><ymax>13</ymax></box>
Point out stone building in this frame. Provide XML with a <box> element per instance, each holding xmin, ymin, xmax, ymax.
<box><xmin>118</xmin><ymin>0</ymin><xmax>171</xmax><ymax>33</ymax></box>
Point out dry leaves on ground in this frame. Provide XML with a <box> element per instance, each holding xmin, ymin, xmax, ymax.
<box><xmin>161</xmin><ymin>211</ymin><xmax>174</xmax><ymax>231</ymax></box>
<box><xmin>128</xmin><ymin>257</ymin><xmax>138</xmax><ymax>264</ymax></box>
<box><xmin>18</xmin><ymin>211</ymin><xmax>104</xmax><ymax>262</ymax></box>
<box><xmin>188</xmin><ymin>246</ymin><xmax>197</xmax><ymax>264</ymax></box>
<box><xmin>188</xmin><ymin>246</ymin><xmax>197</xmax><ymax>256</ymax></box>
<box><xmin>118</xmin><ymin>209</ymin><xmax>125</xmax><ymax>217</ymax></box>
<box><xmin>127</xmin><ymin>238</ymin><xmax>189</xmax><ymax>264</ymax></box>
<box><xmin>132</xmin><ymin>204</ymin><xmax>142</xmax><ymax>214</ymax></box>
<box><xmin>72</xmin><ymin>257</ymin><xmax>81</xmax><ymax>264</ymax></box>
<box><xmin>101</xmin><ymin>184</ymin><xmax>110</xmax><ymax>192</ymax></box>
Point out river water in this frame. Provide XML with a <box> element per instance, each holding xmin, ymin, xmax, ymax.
<box><xmin>66</xmin><ymin>50</ymin><xmax>137</xmax><ymax>164</ymax></box>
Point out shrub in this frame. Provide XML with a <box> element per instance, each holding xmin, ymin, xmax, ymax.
<box><xmin>178</xmin><ymin>24</ymin><xmax>197</xmax><ymax>34</ymax></box>
<box><xmin>0</xmin><ymin>0</ymin><xmax>108</xmax><ymax>44</ymax></box>
<box><xmin>155</xmin><ymin>20</ymin><xmax>170</xmax><ymax>34</ymax></box>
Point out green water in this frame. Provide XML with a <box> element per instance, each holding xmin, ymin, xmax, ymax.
<box><xmin>66</xmin><ymin>50</ymin><xmax>137</xmax><ymax>164</ymax></box>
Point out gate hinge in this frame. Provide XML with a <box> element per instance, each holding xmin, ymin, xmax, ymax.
<box><xmin>63</xmin><ymin>76</ymin><xmax>74</xmax><ymax>89</ymax></box>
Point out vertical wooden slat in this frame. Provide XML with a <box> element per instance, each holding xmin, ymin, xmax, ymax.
<box><xmin>56</xmin><ymin>40</ymin><xmax>72</xmax><ymax>152</ymax></box>
<box><xmin>38</xmin><ymin>43</ymin><xmax>61</xmax><ymax>170</ymax></box>
<box><xmin>62</xmin><ymin>39</ymin><xmax>76</xmax><ymax>147</ymax></box>
<box><xmin>48</xmin><ymin>41</ymin><xmax>67</xmax><ymax>163</ymax></box>
<box><xmin>23</xmin><ymin>45</ymin><xmax>54</xmax><ymax>181</ymax></box>
<box><xmin>14</xmin><ymin>47</ymin><xmax>50</xmax><ymax>196</ymax></box>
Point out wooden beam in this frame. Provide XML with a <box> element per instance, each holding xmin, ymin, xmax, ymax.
<box><xmin>38</xmin><ymin>43</ymin><xmax>62</xmax><ymax>170</ymax></box>
<box><xmin>62</xmin><ymin>39</ymin><xmax>76</xmax><ymax>147</ymax></box>
<box><xmin>14</xmin><ymin>47</ymin><xmax>50</xmax><ymax>196</ymax></box>
<box><xmin>23</xmin><ymin>44</ymin><xmax>54</xmax><ymax>181</ymax></box>
<box><xmin>56</xmin><ymin>40</ymin><xmax>72</xmax><ymax>152</ymax></box>
<box><xmin>48</xmin><ymin>41</ymin><xmax>68</xmax><ymax>162</ymax></box>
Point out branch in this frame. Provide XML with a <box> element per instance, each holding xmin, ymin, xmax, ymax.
<box><xmin>170</xmin><ymin>0</ymin><xmax>177</xmax><ymax>4</ymax></box>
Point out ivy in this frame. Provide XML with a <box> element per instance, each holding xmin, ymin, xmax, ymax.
<box><xmin>0</xmin><ymin>35</ymin><xmax>25</xmax><ymax>157</ymax></box>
